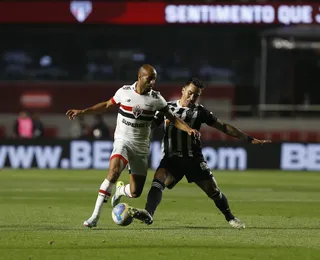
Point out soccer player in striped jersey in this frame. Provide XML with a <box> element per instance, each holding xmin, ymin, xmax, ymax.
<box><xmin>66</xmin><ymin>65</ymin><xmax>200</xmax><ymax>228</ymax></box>
<box><xmin>128</xmin><ymin>77</ymin><xmax>271</xmax><ymax>228</ymax></box>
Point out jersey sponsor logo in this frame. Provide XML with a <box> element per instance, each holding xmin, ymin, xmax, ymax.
<box><xmin>132</xmin><ymin>105</ymin><xmax>143</xmax><ymax>118</ymax></box>
<box><xmin>122</xmin><ymin>118</ymin><xmax>148</xmax><ymax>128</ymax></box>
<box><xmin>70</xmin><ymin>1</ymin><xmax>92</xmax><ymax>22</ymax></box>
<box><xmin>186</xmin><ymin>109</ymin><xmax>194</xmax><ymax>118</ymax></box>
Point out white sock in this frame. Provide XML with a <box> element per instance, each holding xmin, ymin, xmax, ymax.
<box><xmin>91</xmin><ymin>179</ymin><xmax>114</xmax><ymax>218</ymax></box>
<box><xmin>118</xmin><ymin>184</ymin><xmax>132</xmax><ymax>198</ymax></box>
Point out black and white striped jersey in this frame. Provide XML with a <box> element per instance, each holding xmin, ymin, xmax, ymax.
<box><xmin>154</xmin><ymin>100</ymin><xmax>217</xmax><ymax>158</ymax></box>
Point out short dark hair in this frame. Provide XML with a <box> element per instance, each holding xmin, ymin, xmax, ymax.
<box><xmin>185</xmin><ymin>77</ymin><xmax>205</xmax><ymax>89</ymax></box>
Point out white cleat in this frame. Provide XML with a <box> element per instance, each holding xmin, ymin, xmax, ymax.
<box><xmin>111</xmin><ymin>181</ymin><xmax>124</xmax><ymax>207</ymax></box>
<box><xmin>83</xmin><ymin>216</ymin><xmax>99</xmax><ymax>228</ymax></box>
<box><xmin>229</xmin><ymin>217</ymin><xmax>245</xmax><ymax>229</ymax></box>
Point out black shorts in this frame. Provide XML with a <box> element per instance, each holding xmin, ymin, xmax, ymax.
<box><xmin>157</xmin><ymin>156</ymin><xmax>213</xmax><ymax>185</ymax></box>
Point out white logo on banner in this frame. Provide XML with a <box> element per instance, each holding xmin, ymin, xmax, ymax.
<box><xmin>165</xmin><ymin>4</ymin><xmax>317</xmax><ymax>25</ymax></box>
<box><xmin>0</xmin><ymin>141</ymin><xmax>248</xmax><ymax>170</ymax></box>
<box><xmin>281</xmin><ymin>143</ymin><xmax>320</xmax><ymax>171</ymax></box>
<box><xmin>70</xmin><ymin>1</ymin><xmax>92</xmax><ymax>22</ymax></box>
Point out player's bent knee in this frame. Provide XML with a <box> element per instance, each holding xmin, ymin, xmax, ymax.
<box><xmin>153</xmin><ymin>169</ymin><xmax>167</xmax><ymax>183</ymax></box>
<box><xmin>163</xmin><ymin>172</ymin><xmax>176</xmax><ymax>189</ymax></box>
<box><xmin>130</xmin><ymin>189</ymin><xmax>143</xmax><ymax>198</ymax></box>
<box><xmin>166</xmin><ymin>181</ymin><xmax>176</xmax><ymax>190</ymax></box>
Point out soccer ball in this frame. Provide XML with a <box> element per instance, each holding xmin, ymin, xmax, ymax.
<box><xmin>111</xmin><ymin>203</ymin><xmax>133</xmax><ymax>226</ymax></box>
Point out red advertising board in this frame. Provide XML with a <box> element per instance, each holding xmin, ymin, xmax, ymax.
<box><xmin>0</xmin><ymin>81</ymin><xmax>234</xmax><ymax>113</ymax></box>
<box><xmin>1</xmin><ymin>2</ymin><xmax>320</xmax><ymax>25</ymax></box>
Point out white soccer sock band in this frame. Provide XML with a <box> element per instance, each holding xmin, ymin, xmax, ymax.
<box><xmin>99</xmin><ymin>179</ymin><xmax>114</xmax><ymax>198</ymax></box>
<box><xmin>99</xmin><ymin>189</ymin><xmax>111</xmax><ymax>197</ymax></box>
<box><xmin>92</xmin><ymin>179</ymin><xmax>115</xmax><ymax>218</ymax></box>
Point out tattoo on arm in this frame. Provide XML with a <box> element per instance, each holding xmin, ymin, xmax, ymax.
<box><xmin>211</xmin><ymin>119</ymin><xmax>250</xmax><ymax>141</ymax></box>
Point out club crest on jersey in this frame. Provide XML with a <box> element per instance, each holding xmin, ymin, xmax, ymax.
<box><xmin>132</xmin><ymin>105</ymin><xmax>143</xmax><ymax>118</ymax></box>
<box><xmin>70</xmin><ymin>1</ymin><xmax>92</xmax><ymax>22</ymax></box>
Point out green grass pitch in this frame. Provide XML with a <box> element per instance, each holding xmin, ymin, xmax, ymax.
<box><xmin>0</xmin><ymin>169</ymin><xmax>319</xmax><ymax>260</ymax></box>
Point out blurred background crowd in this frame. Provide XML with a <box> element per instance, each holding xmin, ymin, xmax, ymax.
<box><xmin>0</xmin><ymin>0</ymin><xmax>319</xmax><ymax>142</ymax></box>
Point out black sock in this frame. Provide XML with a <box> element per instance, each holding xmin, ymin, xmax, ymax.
<box><xmin>211</xmin><ymin>191</ymin><xmax>235</xmax><ymax>221</ymax></box>
<box><xmin>145</xmin><ymin>179</ymin><xmax>165</xmax><ymax>217</ymax></box>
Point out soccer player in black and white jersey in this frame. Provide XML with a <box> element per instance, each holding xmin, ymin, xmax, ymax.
<box><xmin>66</xmin><ymin>65</ymin><xmax>200</xmax><ymax>228</ymax></box>
<box><xmin>129</xmin><ymin>77</ymin><xmax>271</xmax><ymax>228</ymax></box>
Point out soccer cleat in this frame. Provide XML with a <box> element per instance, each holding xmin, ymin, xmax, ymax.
<box><xmin>228</xmin><ymin>217</ymin><xmax>245</xmax><ymax>229</ymax></box>
<box><xmin>83</xmin><ymin>216</ymin><xmax>99</xmax><ymax>228</ymax></box>
<box><xmin>111</xmin><ymin>181</ymin><xmax>125</xmax><ymax>207</ymax></box>
<box><xmin>128</xmin><ymin>207</ymin><xmax>153</xmax><ymax>225</ymax></box>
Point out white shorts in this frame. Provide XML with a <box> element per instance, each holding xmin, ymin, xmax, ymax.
<box><xmin>110</xmin><ymin>140</ymin><xmax>149</xmax><ymax>176</ymax></box>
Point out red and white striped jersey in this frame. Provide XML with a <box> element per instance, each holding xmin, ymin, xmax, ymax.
<box><xmin>111</xmin><ymin>82</ymin><xmax>167</xmax><ymax>152</ymax></box>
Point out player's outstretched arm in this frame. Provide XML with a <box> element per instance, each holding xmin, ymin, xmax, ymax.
<box><xmin>66</xmin><ymin>98</ymin><xmax>115</xmax><ymax>120</ymax></box>
<box><xmin>163</xmin><ymin>108</ymin><xmax>200</xmax><ymax>137</ymax></box>
<box><xmin>210</xmin><ymin>119</ymin><xmax>271</xmax><ymax>144</ymax></box>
